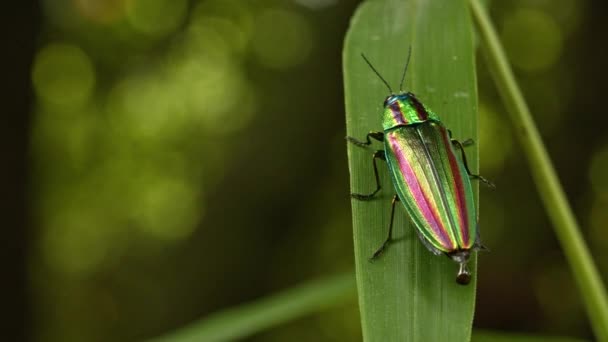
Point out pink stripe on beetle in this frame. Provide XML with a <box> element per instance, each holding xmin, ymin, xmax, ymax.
<box><xmin>389</xmin><ymin>134</ymin><xmax>454</xmax><ymax>250</ymax></box>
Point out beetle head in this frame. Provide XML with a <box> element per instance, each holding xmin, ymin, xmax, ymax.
<box><xmin>383</xmin><ymin>93</ymin><xmax>410</xmax><ymax>107</ymax></box>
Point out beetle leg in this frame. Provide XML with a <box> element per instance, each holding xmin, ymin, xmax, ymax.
<box><xmin>448</xmin><ymin>129</ymin><xmax>474</xmax><ymax>147</ymax></box>
<box><xmin>451</xmin><ymin>139</ymin><xmax>496</xmax><ymax>189</ymax></box>
<box><xmin>370</xmin><ymin>194</ymin><xmax>399</xmax><ymax>260</ymax></box>
<box><xmin>460</xmin><ymin>138</ymin><xmax>475</xmax><ymax>147</ymax></box>
<box><xmin>473</xmin><ymin>229</ymin><xmax>491</xmax><ymax>252</ymax></box>
<box><xmin>351</xmin><ymin>150</ymin><xmax>386</xmax><ymax>200</ymax></box>
<box><xmin>346</xmin><ymin>131</ymin><xmax>384</xmax><ymax>147</ymax></box>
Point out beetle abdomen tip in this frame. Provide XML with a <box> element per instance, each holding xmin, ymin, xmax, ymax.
<box><xmin>456</xmin><ymin>272</ymin><xmax>471</xmax><ymax>285</ymax></box>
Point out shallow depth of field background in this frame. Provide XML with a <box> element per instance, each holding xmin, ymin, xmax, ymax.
<box><xmin>10</xmin><ymin>0</ymin><xmax>608</xmax><ymax>340</ymax></box>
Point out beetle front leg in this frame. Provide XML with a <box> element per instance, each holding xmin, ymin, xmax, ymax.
<box><xmin>451</xmin><ymin>139</ymin><xmax>496</xmax><ymax>189</ymax></box>
<box><xmin>346</xmin><ymin>131</ymin><xmax>384</xmax><ymax>147</ymax></box>
<box><xmin>351</xmin><ymin>150</ymin><xmax>386</xmax><ymax>200</ymax></box>
<box><xmin>370</xmin><ymin>194</ymin><xmax>399</xmax><ymax>260</ymax></box>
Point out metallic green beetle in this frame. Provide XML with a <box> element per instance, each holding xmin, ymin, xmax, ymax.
<box><xmin>348</xmin><ymin>51</ymin><xmax>491</xmax><ymax>285</ymax></box>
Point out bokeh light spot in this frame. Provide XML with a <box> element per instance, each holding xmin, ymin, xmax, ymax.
<box><xmin>32</xmin><ymin>43</ymin><xmax>96</xmax><ymax>107</ymax></box>
<box><xmin>190</xmin><ymin>0</ymin><xmax>253</xmax><ymax>52</ymax></box>
<box><xmin>166</xmin><ymin>51</ymin><xmax>255</xmax><ymax>135</ymax></box>
<box><xmin>190</xmin><ymin>16</ymin><xmax>250</xmax><ymax>54</ymax></box>
<box><xmin>106</xmin><ymin>75</ymin><xmax>186</xmax><ymax>140</ymax></box>
<box><xmin>251</xmin><ymin>9</ymin><xmax>313</xmax><ymax>69</ymax></box>
<box><xmin>501</xmin><ymin>9</ymin><xmax>563</xmax><ymax>72</ymax></box>
<box><xmin>126</xmin><ymin>0</ymin><xmax>187</xmax><ymax>38</ymax></box>
<box><xmin>133</xmin><ymin>176</ymin><xmax>201</xmax><ymax>241</ymax></box>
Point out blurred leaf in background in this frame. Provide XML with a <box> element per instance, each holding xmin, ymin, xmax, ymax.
<box><xmin>23</xmin><ymin>0</ymin><xmax>608</xmax><ymax>341</ymax></box>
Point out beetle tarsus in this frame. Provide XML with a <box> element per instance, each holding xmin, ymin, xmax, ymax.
<box><xmin>351</xmin><ymin>190</ymin><xmax>380</xmax><ymax>201</ymax></box>
<box><xmin>472</xmin><ymin>174</ymin><xmax>496</xmax><ymax>189</ymax></box>
<box><xmin>346</xmin><ymin>136</ymin><xmax>370</xmax><ymax>147</ymax></box>
<box><xmin>461</xmin><ymin>138</ymin><xmax>475</xmax><ymax>147</ymax></box>
<box><xmin>474</xmin><ymin>241</ymin><xmax>491</xmax><ymax>252</ymax></box>
<box><xmin>346</xmin><ymin>131</ymin><xmax>384</xmax><ymax>147</ymax></box>
<box><xmin>447</xmin><ymin>131</ymin><xmax>474</xmax><ymax>147</ymax></box>
<box><xmin>370</xmin><ymin>239</ymin><xmax>391</xmax><ymax>260</ymax></box>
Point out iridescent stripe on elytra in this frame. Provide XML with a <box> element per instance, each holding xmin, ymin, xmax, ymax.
<box><xmin>439</xmin><ymin>127</ymin><xmax>470</xmax><ymax>247</ymax></box>
<box><xmin>388</xmin><ymin>133</ymin><xmax>455</xmax><ymax>250</ymax></box>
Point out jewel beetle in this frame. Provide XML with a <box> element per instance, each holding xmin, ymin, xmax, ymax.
<box><xmin>347</xmin><ymin>49</ymin><xmax>492</xmax><ymax>285</ymax></box>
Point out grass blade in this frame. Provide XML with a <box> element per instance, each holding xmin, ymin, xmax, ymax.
<box><xmin>148</xmin><ymin>273</ymin><xmax>355</xmax><ymax>342</ymax></box>
<box><xmin>469</xmin><ymin>1</ymin><xmax>608</xmax><ymax>340</ymax></box>
<box><xmin>344</xmin><ymin>0</ymin><xmax>479</xmax><ymax>340</ymax></box>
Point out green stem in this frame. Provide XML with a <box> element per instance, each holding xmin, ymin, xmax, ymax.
<box><xmin>149</xmin><ymin>273</ymin><xmax>356</xmax><ymax>342</ymax></box>
<box><xmin>469</xmin><ymin>1</ymin><xmax>608</xmax><ymax>340</ymax></box>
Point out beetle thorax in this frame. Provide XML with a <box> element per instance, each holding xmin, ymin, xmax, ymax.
<box><xmin>382</xmin><ymin>93</ymin><xmax>434</xmax><ymax>130</ymax></box>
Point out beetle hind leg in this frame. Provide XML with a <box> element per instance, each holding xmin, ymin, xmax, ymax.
<box><xmin>370</xmin><ymin>195</ymin><xmax>399</xmax><ymax>260</ymax></box>
<box><xmin>473</xmin><ymin>230</ymin><xmax>491</xmax><ymax>252</ymax></box>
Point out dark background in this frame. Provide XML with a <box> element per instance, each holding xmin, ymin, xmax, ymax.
<box><xmin>2</xmin><ymin>0</ymin><xmax>607</xmax><ymax>341</ymax></box>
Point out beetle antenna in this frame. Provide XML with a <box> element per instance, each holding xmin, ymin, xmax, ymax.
<box><xmin>361</xmin><ymin>53</ymin><xmax>393</xmax><ymax>94</ymax></box>
<box><xmin>398</xmin><ymin>46</ymin><xmax>412</xmax><ymax>92</ymax></box>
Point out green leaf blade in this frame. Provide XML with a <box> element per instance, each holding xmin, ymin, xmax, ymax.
<box><xmin>344</xmin><ymin>0</ymin><xmax>479</xmax><ymax>341</ymax></box>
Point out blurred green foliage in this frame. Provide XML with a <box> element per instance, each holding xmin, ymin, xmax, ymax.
<box><xmin>29</xmin><ymin>0</ymin><xmax>606</xmax><ymax>341</ymax></box>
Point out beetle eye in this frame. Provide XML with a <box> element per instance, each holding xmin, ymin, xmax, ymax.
<box><xmin>383</xmin><ymin>96</ymin><xmax>393</xmax><ymax>107</ymax></box>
